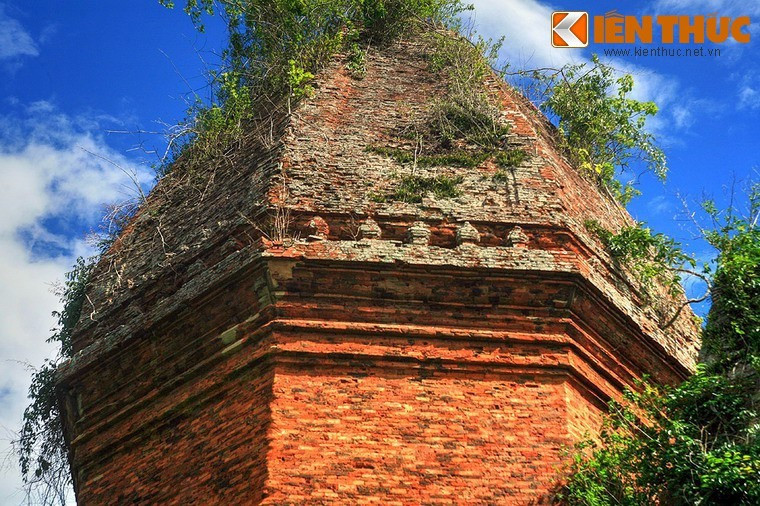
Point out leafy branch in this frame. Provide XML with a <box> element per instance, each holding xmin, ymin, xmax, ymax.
<box><xmin>561</xmin><ymin>182</ymin><xmax>760</xmax><ymax>505</ymax></box>
<box><xmin>513</xmin><ymin>56</ymin><xmax>665</xmax><ymax>205</ymax></box>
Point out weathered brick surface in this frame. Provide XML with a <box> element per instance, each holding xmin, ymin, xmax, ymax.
<box><xmin>265</xmin><ymin>366</ymin><xmax>577</xmax><ymax>504</ymax></box>
<box><xmin>57</xmin><ymin>33</ymin><xmax>701</xmax><ymax>504</ymax></box>
<box><xmin>79</xmin><ymin>360</ymin><xmax>275</xmax><ymax>505</ymax></box>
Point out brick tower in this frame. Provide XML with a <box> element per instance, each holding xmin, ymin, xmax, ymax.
<box><xmin>57</xmin><ymin>35</ymin><xmax>700</xmax><ymax>504</ymax></box>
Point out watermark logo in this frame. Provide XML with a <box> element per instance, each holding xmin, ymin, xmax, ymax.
<box><xmin>552</xmin><ymin>11</ymin><xmax>589</xmax><ymax>48</ymax></box>
<box><xmin>551</xmin><ymin>10</ymin><xmax>750</xmax><ymax>49</ymax></box>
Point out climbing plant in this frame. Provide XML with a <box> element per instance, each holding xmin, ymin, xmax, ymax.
<box><xmin>558</xmin><ymin>183</ymin><xmax>760</xmax><ymax>505</ymax></box>
<box><xmin>424</xmin><ymin>30</ymin><xmax>508</xmax><ymax>149</ymax></box>
<box><xmin>155</xmin><ymin>0</ymin><xmax>471</xmax><ymax>176</ymax></box>
<box><xmin>700</xmin><ymin>183</ymin><xmax>760</xmax><ymax>370</ymax></box>
<box><xmin>521</xmin><ymin>55</ymin><xmax>665</xmax><ymax>204</ymax></box>
<box><xmin>584</xmin><ymin>219</ymin><xmax>698</xmax><ymax>310</ymax></box>
<box><xmin>559</xmin><ymin>367</ymin><xmax>759</xmax><ymax>505</ymax></box>
<box><xmin>368</xmin><ymin>30</ymin><xmax>530</xmax><ymax>202</ymax></box>
<box><xmin>17</xmin><ymin>256</ymin><xmax>95</xmax><ymax>504</ymax></box>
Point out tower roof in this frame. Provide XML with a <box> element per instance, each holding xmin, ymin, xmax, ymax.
<box><xmin>61</xmin><ymin>32</ymin><xmax>699</xmax><ymax>384</ymax></box>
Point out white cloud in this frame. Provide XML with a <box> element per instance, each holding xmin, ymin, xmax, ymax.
<box><xmin>672</xmin><ymin>105</ymin><xmax>695</xmax><ymax>129</ymax></box>
<box><xmin>647</xmin><ymin>194</ymin><xmax>675</xmax><ymax>215</ymax></box>
<box><xmin>736</xmin><ymin>69</ymin><xmax>760</xmax><ymax>110</ymax></box>
<box><xmin>739</xmin><ymin>85</ymin><xmax>760</xmax><ymax>109</ymax></box>
<box><xmin>655</xmin><ymin>0</ymin><xmax>760</xmax><ymax>17</ymax></box>
<box><xmin>729</xmin><ymin>66</ymin><xmax>760</xmax><ymax>110</ymax></box>
<box><xmin>468</xmin><ymin>0</ymin><xmax>695</xmax><ymax>142</ymax></box>
<box><xmin>469</xmin><ymin>0</ymin><xmax>583</xmax><ymax>70</ymax></box>
<box><xmin>0</xmin><ymin>102</ymin><xmax>152</xmax><ymax>504</ymax></box>
<box><xmin>0</xmin><ymin>4</ymin><xmax>37</xmax><ymax>61</ymax></box>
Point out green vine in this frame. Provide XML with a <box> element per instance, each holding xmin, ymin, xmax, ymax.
<box><xmin>584</xmin><ymin>219</ymin><xmax>696</xmax><ymax>300</ymax></box>
<box><xmin>368</xmin><ymin>31</ymin><xmax>530</xmax><ymax>203</ymax></box>
<box><xmin>155</xmin><ymin>0</ymin><xmax>472</xmax><ymax>178</ymax></box>
<box><xmin>346</xmin><ymin>42</ymin><xmax>368</xmax><ymax>79</ymax></box>
<box><xmin>425</xmin><ymin>31</ymin><xmax>508</xmax><ymax>149</ymax></box>
<box><xmin>367</xmin><ymin>145</ymin><xmax>491</xmax><ymax>168</ymax></box>
<box><xmin>371</xmin><ymin>173</ymin><xmax>463</xmax><ymax>203</ymax></box>
<box><xmin>524</xmin><ymin>55</ymin><xmax>666</xmax><ymax>205</ymax></box>
<box><xmin>494</xmin><ymin>148</ymin><xmax>527</xmax><ymax>168</ymax></box>
<box><xmin>561</xmin><ymin>184</ymin><xmax>760</xmax><ymax>505</ymax></box>
<box><xmin>17</xmin><ymin>256</ymin><xmax>95</xmax><ymax>502</ymax></box>
<box><xmin>700</xmin><ymin>183</ymin><xmax>760</xmax><ymax>370</ymax></box>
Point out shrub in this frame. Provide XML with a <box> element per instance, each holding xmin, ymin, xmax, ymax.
<box><xmin>156</xmin><ymin>0</ymin><xmax>472</xmax><ymax>176</ymax></box>
<box><xmin>561</xmin><ymin>186</ymin><xmax>760</xmax><ymax>505</ymax></box>
<box><xmin>531</xmin><ymin>56</ymin><xmax>665</xmax><ymax>204</ymax></box>
<box><xmin>17</xmin><ymin>256</ymin><xmax>95</xmax><ymax>503</ymax></box>
<box><xmin>494</xmin><ymin>148</ymin><xmax>527</xmax><ymax>168</ymax></box>
<box><xmin>368</xmin><ymin>145</ymin><xmax>491</xmax><ymax>168</ymax></box>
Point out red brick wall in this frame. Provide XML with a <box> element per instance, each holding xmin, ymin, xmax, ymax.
<box><xmin>59</xmin><ymin>255</ymin><xmax>692</xmax><ymax>504</ymax></box>
<box><xmin>564</xmin><ymin>382</ymin><xmax>605</xmax><ymax>444</ymax></box>
<box><xmin>70</xmin><ymin>356</ymin><xmax>604</xmax><ymax>505</ymax></box>
<box><xmin>75</xmin><ymin>361</ymin><xmax>274</xmax><ymax>505</ymax></box>
<box><xmin>265</xmin><ymin>365</ymin><xmax>573</xmax><ymax>504</ymax></box>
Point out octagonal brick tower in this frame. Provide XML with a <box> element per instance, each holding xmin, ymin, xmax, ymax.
<box><xmin>57</xmin><ymin>34</ymin><xmax>700</xmax><ymax>504</ymax></box>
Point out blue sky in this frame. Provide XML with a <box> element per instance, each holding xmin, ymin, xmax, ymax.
<box><xmin>0</xmin><ymin>0</ymin><xmax>757</xmax><ymax>502</ymax></box>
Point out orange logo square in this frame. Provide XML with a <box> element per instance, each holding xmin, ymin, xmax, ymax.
<box><xmin>552</xmin><ymin>12</ymin><xmax>589</xmax><ymax>48</ymax></box>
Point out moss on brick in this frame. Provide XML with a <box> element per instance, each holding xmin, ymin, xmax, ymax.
<box><xmin>494</xmin><ymin>149</ymin><xmax>527</xmax><ymax>169</ymax></box>
<box><xmin>368</xmin><ymin>145</ymin><xmax>490</xmax><ymax>169</ymax></box>
<box><xmin>373</xmin><ymin>174</ymin><xmax>464</xmax><ymax>203</ymax></box>
<box><xmin>492</xmin><ymin>149</ymin><xmax>528</xmax><ymax>183</ymax></box>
